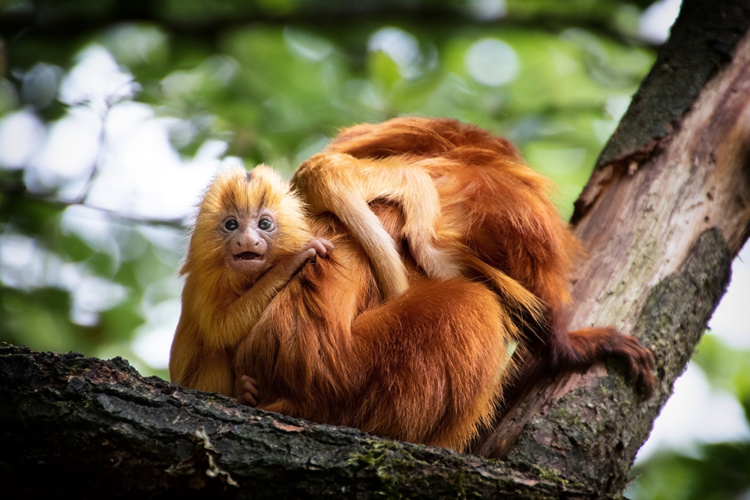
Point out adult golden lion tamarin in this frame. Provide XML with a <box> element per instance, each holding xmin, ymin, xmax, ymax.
<box><xmin>295</xmin><ymin>117</ymin><xmax>654</xmax><ymax>384</ymax></box>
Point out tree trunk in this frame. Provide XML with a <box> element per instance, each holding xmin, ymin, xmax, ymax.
<box><xmin>2</xmin><ymin>0</ymin><xmax>750</xmax><ymax>497</ymax></box>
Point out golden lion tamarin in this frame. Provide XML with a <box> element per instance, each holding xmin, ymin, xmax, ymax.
<box><xmin>299</xmin><ymin>117</ymin><xmax>654</xmax><ymax>389</ymax></box>
<box><xmin>169</xmin><ymin>165</ymin><xmax>333</xmax><ymax>397</ymax></box>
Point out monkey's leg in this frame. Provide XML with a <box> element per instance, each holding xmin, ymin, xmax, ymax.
<box><xmin>293</xmin><ymin>153</ymin><xmax>408</xmax><ymax>299</ymax></box>
<box><xmin>350</xmin><ymin>278</ymin><xmax>513</xmax><ymax>451</ymax></box>
<box><xmin>566</xmin><ymin>327</ymin><xmax>655</xmax><ymax>397</ymax></box>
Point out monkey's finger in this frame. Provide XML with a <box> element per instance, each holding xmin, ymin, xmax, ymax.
<box><xmin>243</xmin><ymin>391</ymin><xmax>258</xmax><ymax>406</ymax></box>
<box><xmin>289</xmin><ymin>247</ymin><xmax>318</xmax><ymax>269</ymax></box>
<box><xmin>240</xmin><ymin>375</ymin><xmax>258</xmax><ymax>390</ymax></box>
<box><xmin>239</xmin><ymin>375</ymin><xmax>260</xmax><ymax>406</ymax></box>
<box><xmin>309</xmin><ymin>238</ymin><xmax>334</xmax><ymax>257</ymax></box>
<box><xmin>246</xmin><ymin>377</ymin><xmax>260</xmax><ymax>398</ymax></box>
<box><xmin>318</xmin><ymin>238</ymin><xmax>335</xmax><ymax>252</ymax></box>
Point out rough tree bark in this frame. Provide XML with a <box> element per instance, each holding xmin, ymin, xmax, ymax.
<box><xmin>2</xmin><ymin>0</ymin><xmax>749</xmax><ymax>497</ymax></box>
<box><xmin>0</xmin><ymin>345</ymin><xmax>617</xmax><ymax>499</ymax></box>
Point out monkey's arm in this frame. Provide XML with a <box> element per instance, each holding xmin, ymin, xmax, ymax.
<box><xmin>169</xmin><ymin>314</ymin><xmax>199</xmax><ymax>387</ymax></box>
<box><xmin>170</xmin><ymin>238</ymin><xmax>333</xmax><ymax>396</ymax></box>
<box><xmin>205</xmin><ymin>238</ymin><xmax>334</xmax><ymax>350</ymax></box>
<box><xmin>293</xmin><ymin>153</ymin><xmax>460</xmax><ymax>300</ymax></box>
<box><xmin>169</xmin><ymin>306</ymin><xmax>237</xmax><ymax>395</ymax></box>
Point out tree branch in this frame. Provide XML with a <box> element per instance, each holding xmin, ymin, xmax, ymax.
<box><xmin>0</xmin><ymin>345</ymin><xmax>610</xmax><ymax>499</ymax></box>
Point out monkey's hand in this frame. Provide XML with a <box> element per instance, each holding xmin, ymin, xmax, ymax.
<box><xmin>302</xmin><ymin>237</ymin><xmax>335</xmax><ymax>262</ymax></box>
<box><xmin>268</xmin><ymin>238</ymin><xmax>334</xmax><ymax>282</ymax></box>
<box><xmin>289</xmin><ymin>237</ymin><xmax>334</xmax><ymax>271</ymax></box>
<box><xmin>236</xmin><ymin>375</ymin><xmax>259</xmax><ymax>406</ymax></box>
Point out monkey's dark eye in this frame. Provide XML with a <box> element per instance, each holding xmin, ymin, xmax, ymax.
<box><xmin>224</xmin><ymin>219</ymin><xmax>239</xmax><ymax>231</ymax></box>
<box><xmin>258</xmin><ymin>219</ymin><xmax>273</xmax><ymax>231</ymax></box>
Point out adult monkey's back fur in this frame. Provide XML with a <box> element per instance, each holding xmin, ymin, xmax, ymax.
<box><xmin>299</xmin><ymin>117</ymin><xmax>654</xmax><ymax>393</ymax></box>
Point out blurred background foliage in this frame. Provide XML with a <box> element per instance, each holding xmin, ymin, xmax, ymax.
<box><xmin>0</xmin><ymin>1</ymin><xmax>748</xmax><ymax>498</ymax></box>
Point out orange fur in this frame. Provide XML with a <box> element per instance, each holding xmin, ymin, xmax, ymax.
<box><xmin>312</xmin><ymin>117</ymin><xmax>653</xmax><ymax>388</ymax></box>
<box><xmin>172</xmin><ymin>117</ymin><xmax>654</xmax><ymax>455</ymax></box>
<box><xmin>169</xmin><ymin>165</ymin><xmax>330</xmax><ymax>395</ymax></box>
<box><xmin>171</xmin><ymin>164</ymin><xmax>516</xmax><ymax>451</ymax></box>
<box><xmin>293</xmin><ymin>153</ymin><xmax>461</xmax><ymax>300</ymax></box>
<box><xmin>233</xmin><ymin>205</ymin><xmax>517</xmax><ymax>451</ymax></box>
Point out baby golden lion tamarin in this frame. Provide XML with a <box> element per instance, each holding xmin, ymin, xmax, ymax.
<box><xmin>169</xmin><ymin>165</ymin><xmax>333</xmax><ymax>397</ymax></box>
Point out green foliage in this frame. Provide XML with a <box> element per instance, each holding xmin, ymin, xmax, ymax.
<box><xmin>630</xmin><ymin>442</ymin><xmax>750</xmax><ymax>500</ymax></box>
<box><xmin>627</xmin><ymin>334</ymin><xmax>750</xmax><ymax>500</ymax></box>
<box><xmin>692</xmin><ymin>334</ymin><xmax>750</xmax><ymax>419</ymax></box>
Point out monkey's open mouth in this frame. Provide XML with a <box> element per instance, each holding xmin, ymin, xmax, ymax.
<box><xmin>234</xmin><ymin>251</ymin><xmax>263</xmax><ymax>261</ymax></box>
